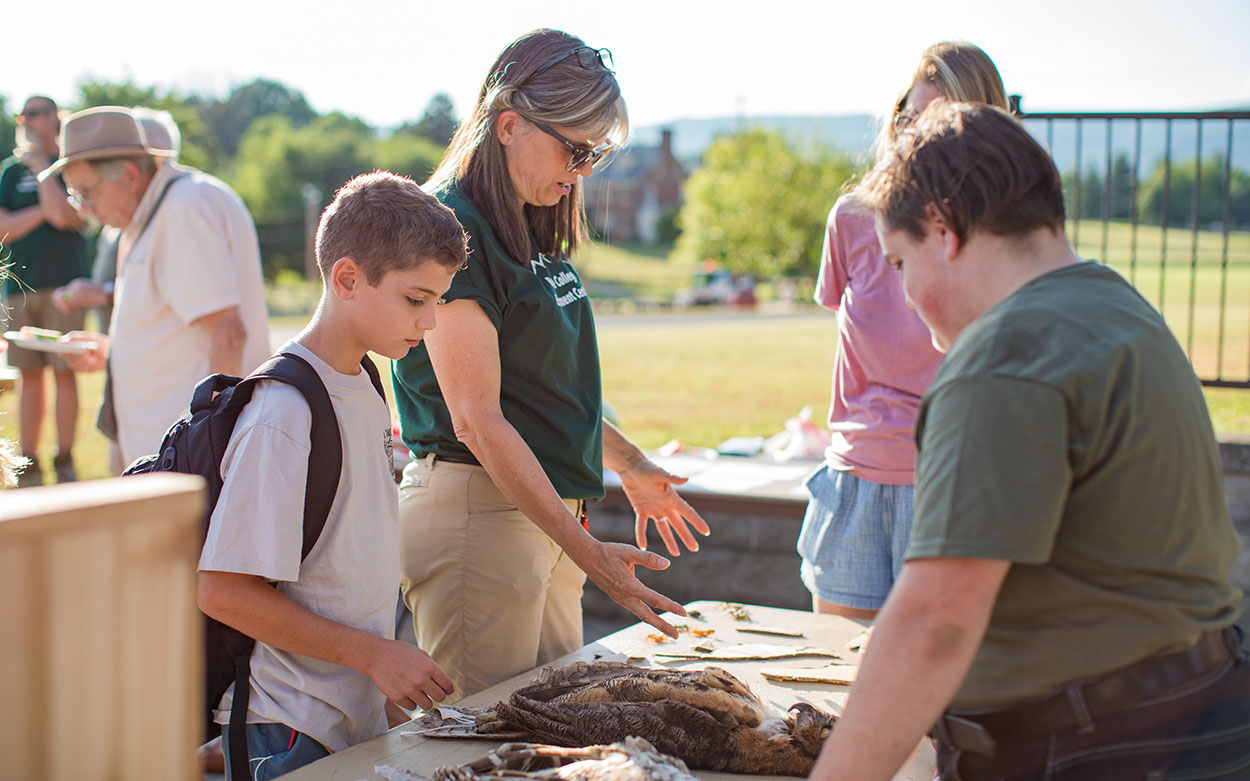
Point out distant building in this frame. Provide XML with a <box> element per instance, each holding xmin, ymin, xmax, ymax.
<box><xmin>583</xmin><ymin>128</ymin><xmax>687</xmax><ymax>244</ymax></box>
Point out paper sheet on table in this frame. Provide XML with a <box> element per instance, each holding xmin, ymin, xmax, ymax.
<box><xmin>736</xmin><ymin>625</ymin><xmax>805</xmax><ymax>638</ymax></box>
<box><xmin>762</xmin><ymin>665</ymin><xmax>860</xmax><ymax>685</ymax></box>
<box><xmin>650</xmin><ymin>643</ymin><xmax>841</xmax><ymax>661</ymax></box>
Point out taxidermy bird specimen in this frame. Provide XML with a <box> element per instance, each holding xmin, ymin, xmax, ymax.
<box><xmin>430</xmin><ymin>737</ymin><xmax>699</xmax><ymax>780</ymax></box>
<box><xmin>415</xmin><ymin>661</ymin><xmax>837</xmax><ymax>776</ymax></box>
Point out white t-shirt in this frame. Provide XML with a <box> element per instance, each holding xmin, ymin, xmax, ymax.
<box><xmin>110</xmin><ymin>161</ymin><xmax>271</xmax><ymax>466</ymax></box>
<box><xmin>198</xmin><ymin>341</ymin><xmax>399</xmax><ymax>752</ymax></box>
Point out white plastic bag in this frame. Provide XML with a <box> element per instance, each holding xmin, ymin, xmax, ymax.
<box><xmin>763</xmin><ymin>406</ymin><xmax>830</xmax><ymax>462</ymax></box>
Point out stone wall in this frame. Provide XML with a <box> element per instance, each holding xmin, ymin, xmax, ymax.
<box><xmin>582</xmin><ymin>492</ymin><xmax>810</xmax><ymax>626</ymax></box>
<box><xmin>585</xmin><ymin>442</ymin><xmax>1250</xmax><ymax>628</ymax></box>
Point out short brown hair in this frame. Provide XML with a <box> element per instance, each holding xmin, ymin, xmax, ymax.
<box><xmin>316</xmin><ymin>170</ymin><xmax>467</xmax><ymax>283</ymax></box>
<box><xmin>858</xmin><ymin>101</ymin><xmax>1065</xmax><ymax>244</ymax></box>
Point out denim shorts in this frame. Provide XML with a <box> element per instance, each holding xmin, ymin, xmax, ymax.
<box><xmin>796</xmin><ymin>464</ymin><xmax>913</xmax><ymax>610</ymax></box>
<box><xmin>221</xmin><ymin>722</ymin><xmax>330</xmax><ymax>780</ymax></box>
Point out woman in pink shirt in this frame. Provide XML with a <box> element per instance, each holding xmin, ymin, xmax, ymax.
<box><xmin>797</xmin><ymin>42</ymin><xmax>1010</xmax><ymax>619</ymax></box>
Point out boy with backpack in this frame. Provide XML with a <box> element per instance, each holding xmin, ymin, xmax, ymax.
<box><xmin>197</xmin><ymin>171</ymin><xmax>465</xmax><ymax>779</ymax></box>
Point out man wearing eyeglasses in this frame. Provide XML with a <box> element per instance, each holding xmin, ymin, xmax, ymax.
<box><xmin>0</xmin><ymin>95</ymin><xmax>88</xmax><ymax>487</ymax></box>
<box><xmin>44</xmin><ymin>105</ymin><xmax>270</xmax><ymax>471</ymax></box>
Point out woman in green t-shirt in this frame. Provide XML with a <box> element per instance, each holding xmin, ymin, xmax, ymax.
<box><xmin>392</xmin><ymin>28</ymin><xmax>710</xmax><ymax>699</ymax></box>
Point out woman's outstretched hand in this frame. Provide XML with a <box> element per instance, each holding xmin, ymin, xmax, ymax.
<box><xmin>617</xmin><ymin>459</ymin><xmax>711</xmax><ymax>556</ymax></box>
<box><xmin>573</xmin><ymin>538</ymin><xmax>686</xmax><ymax>637</ymax></box>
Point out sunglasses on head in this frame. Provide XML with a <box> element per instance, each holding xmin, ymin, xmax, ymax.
<box><xmin>532</xmin><ymin>122</ymin><xmax>613</xmax><ymax>172</ymax></box>
<box><xmin>521</xmin><ymin>46</ymin><xmax>614</xmax><ymax>87</ymax></box>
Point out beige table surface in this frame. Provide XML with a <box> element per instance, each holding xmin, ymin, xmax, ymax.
<box><xmin>286</xmin><ymin>600</ymin><xmax>936</xmax><ymax>780</ymax></box>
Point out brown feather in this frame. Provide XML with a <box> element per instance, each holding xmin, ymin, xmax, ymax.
<box><xmin>466</xmin><ymin>663</ymin><xmax>837</xmax><ymax>775</ymax></box>
<box><xmin>431</xmin><ymin>737</ymin><xmax>700</xmax><ymax>780</ymax></box>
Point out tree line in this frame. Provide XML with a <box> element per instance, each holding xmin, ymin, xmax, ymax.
<box><xmin>1063</xmin><ymin>153</ymin><xmax>1250</xmax><ymax>230</ymax></box>
<box><xmin>1</xmin><ymin>80</ymin><xmax>458</xmax><ymax>277</ymax></box>
<box><xmin>5</xmin><ymin>82</ymin><xmax>1246</xmax><ymax>283</ymax></box>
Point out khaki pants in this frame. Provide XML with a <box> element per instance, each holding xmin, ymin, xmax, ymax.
<box><xmin>399</xmin><ymin>455</ymin><xmax>586</xmax><ymax>700</ymax></box>
<box><xmin>5</xmin><ymin>288</ymin><xmax>86</xmax><ymax>371</ymax></box>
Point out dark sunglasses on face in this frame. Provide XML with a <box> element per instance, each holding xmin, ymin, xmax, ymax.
<box><xmin>20</xmin><ymin>106</ymin><xmax>55</xmax><ymax>119</ymax></box>
<box><xmin>532</xmin><ymin>122</ymin><xmax>613</xmax><ymax>172</ymax></box>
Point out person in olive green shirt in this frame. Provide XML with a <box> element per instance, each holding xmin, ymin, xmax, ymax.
<box><xmin>0</xmin><ymin>96</ymin><xmax>87</xmax><ymax>486</ymax></box>
<box><xmin>812</xmin><ymin>102</ymin><xmax>1249</xmax><ymax>781</ymax></box>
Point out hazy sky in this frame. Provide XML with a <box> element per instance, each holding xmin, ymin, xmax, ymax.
<box><xmin>8</xmin><ymin>0</ymin><xmax>1249</xmax><ymax>130</ymax></box>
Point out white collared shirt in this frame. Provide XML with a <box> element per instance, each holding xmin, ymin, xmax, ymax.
<box><xmin>110</xmin><ymin>161</ymin><xmax>271</xmax><ymax>464</ymax></box>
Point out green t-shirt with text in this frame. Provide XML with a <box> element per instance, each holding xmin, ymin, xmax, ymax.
<box><xmin>392</xmin><ymin>185</ymin><xmax>605</xmax><ymax>499</ymax></box>
<box><xmin>910</xmin><ymin>261</ymin><xmax>1241</xmax><ymax>709</ymax></box>
<box><xmin>0</xmin><ymin>155</ymin><xmax>86</xmax><ymax>294</ymax></box>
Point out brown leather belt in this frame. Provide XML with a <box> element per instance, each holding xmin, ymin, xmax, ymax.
<box><xmin>934</xmin><ymin>626</ymin><xmax>1245</xmax><ymax>757</ymax></box>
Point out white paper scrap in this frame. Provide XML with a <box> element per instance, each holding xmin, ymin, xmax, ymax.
<box><xmin>373</xmin><ymin>765</ymin><xmax>429</xmax><ymax>780</ymax></box>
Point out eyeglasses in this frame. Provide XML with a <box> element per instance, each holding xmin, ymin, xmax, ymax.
<box><xmin>19</xmin><ymin>106</ymin><xmax>55</xmax><ymax>119</ymax></box>
<box><xmin>893</xmin><ymin>107</ymin><xmax>919</xmax><ymax>132</ymax></box>
<box><xmin>532</xmin><ymin>122</ymin><xmax>613</xmax><ymax>172</ymax></box>
<box><xmin>520</xmin><ymin>46</ymin><xmax>614</xmax><ymax>87</ymax></box>
<box><xmin>66</xmin><ymin>179</ymin><xmax>108</xmax><ymax>211</ymax></box>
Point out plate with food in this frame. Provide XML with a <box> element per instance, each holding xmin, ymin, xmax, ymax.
<box><xmin>3</xmin><ymin>327</ymin><xmax>98</xmax><ymax>355</ymax></box>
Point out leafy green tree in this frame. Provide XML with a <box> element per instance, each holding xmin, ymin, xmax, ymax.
<box><xmin>72</xmin><ymin>78</ymin><xmax>215</xmax><ymax>170</ymax></box>
<box><xmin>372</xmin><ymin>132</ymin><xmax>444</xmax><ymax>183</ymax></box>
<box><xmin>0</xmin><ymin>96</ymin><xmax>14</xmax><ymax>154</ymax></box>
<box><xmin>1063</xmin><ymin>154</ymin><xmax>1141</xmax><ymax>221</ymax></box>
<box><xmin>204</xmin><ymin>78</ymin><xmax>316</xmax><ymax>158</ymax></box>
<box><xmin>1138</xmin><ymin>155</ymin><xmax>1250</xmax><ymax>229</ymax></box>
<box><xmin>676</xmin><ymin>128</ymin><xmax>859</xmax><ymax>277</ymax></box>
<box><xmin>228</xmin><ymin>113</ymin><xmax>375</xmax><ymax>276</ymax></box>
<box><xmin>398</xmin><ymin>93</ymin><xmax>458</xmax><ymax>147</ymax></box>
<box><xmin>73</xmin><ymin>77</ymin><xmax>161</xmax><ymax>110</ymax></box>
<box><xmin>230</xmin><ymin>113</ymin><xmax>373</xmax><ymax>221</ymax></box>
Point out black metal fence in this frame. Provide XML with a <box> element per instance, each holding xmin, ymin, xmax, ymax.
<box><xmin>1018</xmin><ymin>108</ymin><xmax>1250</xmax><ymax>387</ymax></box>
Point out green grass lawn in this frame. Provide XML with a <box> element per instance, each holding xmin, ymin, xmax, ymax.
<box><xmin>578</xmin><ymin>240</ymin><xmax>698</xmax><ymax>301</ymax></box>
<box><xmin>1073</xmin><ymin>219</ymin><xmax>1250</xmax><ymax>381</ymax></box>
<box><xmin>7</xmin><ymin>225</ymin><xmax>1250</xmax><ymax>483</ymax></box>
<box><xmin>9</xmin><ymin>312</ymin><xmax>1250</xmax><ymax>483</ymax></box>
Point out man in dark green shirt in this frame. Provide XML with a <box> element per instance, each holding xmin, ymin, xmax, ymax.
<box><xmin>812</xmin><ymin>102</ymin><xmax>1249</xmax><ymax>780</ymax></box>
<box><xmin>0</xmin><ymin>96</ymin><xmax>87</xmax><ymax>486</ymax></box>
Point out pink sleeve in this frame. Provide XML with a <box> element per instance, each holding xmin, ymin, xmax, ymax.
<box><xmin>813</xmin><ymin>200</ymin><xmax>852</xmax><ymax>311</ymax></box>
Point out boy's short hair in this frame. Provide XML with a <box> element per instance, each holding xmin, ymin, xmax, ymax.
<box><xmin>858</xmin><ymin>101</ymin><xmax>1066</xmax><ymax>244</ymax></box>
<box><xmin>315</xmin><ymin>170</ymin><xmax>467</xmax><ymax>283</ymax></box>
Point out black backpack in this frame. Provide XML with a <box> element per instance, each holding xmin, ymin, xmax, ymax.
<box><xmin>124</xmin><ymin>351</ymin><xmax>385</xmax><ymax>779</ymax></box>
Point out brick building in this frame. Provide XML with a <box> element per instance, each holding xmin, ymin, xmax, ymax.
<box><xmin>582</xmin><ymin>128</ymin><xmax>687</xmax><ymax>244</ymax></box>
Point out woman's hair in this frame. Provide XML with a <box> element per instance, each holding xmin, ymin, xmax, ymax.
<box><xmin>881</xmin><ymin>41</ymin><xmax>1009</xmax><ymax>151</ymax></box>
<box><xmin>425</xmin><ymin>29</ymin><xmax>629</xmax><ymax>262</ymax></box>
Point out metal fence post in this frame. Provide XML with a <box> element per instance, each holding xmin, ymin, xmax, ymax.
<box><xmin>302</xmin><ymin>183</ymin><xmax>322</xmax><ymax>281</ymax></box>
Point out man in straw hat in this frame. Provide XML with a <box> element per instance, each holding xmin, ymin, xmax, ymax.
<box><xmin>0</xmin><ymin>95</ymin><xmax>88</xmax><ymax>487</ymax></box>
<box><xmin>47</xmin><ymin>105</ymin><xmax>270</xmax><ymax>470</ymax></box>
<box><xmin>53</xmin><ymin>108</ymin><xmax>183</xmax><ymax>348</ymax></box>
